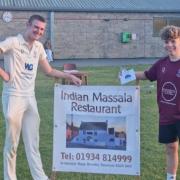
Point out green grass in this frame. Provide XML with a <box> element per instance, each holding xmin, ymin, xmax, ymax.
<box><xmin>0</xmin><ymin>64</ymin><xmax>177</xmax><ymax>179</ymax></box>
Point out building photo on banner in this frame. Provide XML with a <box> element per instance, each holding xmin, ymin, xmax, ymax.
<box><xmin>52</xmin><ymin>85</ymin><xmax>140</xmax><ymax>176</ymax></box>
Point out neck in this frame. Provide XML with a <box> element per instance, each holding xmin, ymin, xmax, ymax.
<box><xmin>169</xmin><ymin>55</ymin><xmax>180</xmax><ymax>62</ymax></box>
<box><xmin>23</xmin><ymin>32</ymin><xmax>34</xmax><ymax>49</ymax></box>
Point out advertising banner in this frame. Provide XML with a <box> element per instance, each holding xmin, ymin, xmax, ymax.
<box><xmin>53</xmin><ymin>85</ymin><xmax>140</xmax><ymax>175</ymax></box>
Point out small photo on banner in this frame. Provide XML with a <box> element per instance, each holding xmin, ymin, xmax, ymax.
<box><xmin>66</xmin><ymin>114</ymin><xmax>126</xmax><ymax>150</ymax></box>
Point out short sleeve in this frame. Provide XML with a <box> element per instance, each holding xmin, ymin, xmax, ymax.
<box><xmin>0</xmin><ymin>37</ymin><xmax>14</xmax><ymax>53</ymax></box>
<box><xmin>144</xmin><ymin>60</ymin><xmax>161</xmax><ymax>81</ymax></box>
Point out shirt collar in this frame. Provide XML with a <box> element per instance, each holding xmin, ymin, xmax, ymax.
<box><xmin>17</xmin><ymin>34</ymin><xmax>38</xmax><ymax>48</ymax></box>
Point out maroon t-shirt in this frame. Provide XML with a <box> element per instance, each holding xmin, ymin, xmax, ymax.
<box><xmin>145</xmin><ymin>56</ymin><xmax>180</xmax><ymax>125</ymax></box>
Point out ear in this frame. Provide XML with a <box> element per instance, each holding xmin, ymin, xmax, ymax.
<box><xmin>26</xmin><ymin>22</ymin><xmax>31</xmax><ymax>27</ymax></box>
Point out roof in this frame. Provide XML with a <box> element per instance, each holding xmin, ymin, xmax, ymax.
<box><xmin>0</xmin><ymin>0</ymin><xmax>180</xmax><ymax>12</ymax></box>
<box><xmin>80</xmin><ymin>122</ymin><xmax>107</xmax><ymax>130</ymax></box>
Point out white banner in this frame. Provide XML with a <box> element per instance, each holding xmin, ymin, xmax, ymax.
<box><xmin>53</xmin><ymin>85</ymin><xmax>140</xmax><ymax>176</ymax></box>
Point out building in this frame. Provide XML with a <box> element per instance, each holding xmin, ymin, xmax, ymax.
<box><xmin>69</xmin><ymin>121</ymin><xmax>126</xmax><ymax>150</ymax></box>
<box><xmin>0</xmin><ymin>0</ymin><xmax>180</xmax><ymax>60</ymax></box>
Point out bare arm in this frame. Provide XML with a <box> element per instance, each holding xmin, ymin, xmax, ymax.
<box><xmin>39</xmin><ymin>59</ymin><xmax>82</xmax><ymax>85</ymax></box>
<box><xmin>135</xmin><ymin>71</ymin><xmax>147</xmax><ymax>80</ymax></box>
<box><xmin>0</xmin><ymin>68</ymin><xmax>9</xmax><ymax>82</ymax></box>
<box><xmin>0</xmin><ymin>48</ymin><xmax>9</xmax><ymax>81</ymax></box>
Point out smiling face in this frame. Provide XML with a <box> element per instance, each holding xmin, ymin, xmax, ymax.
<box><xmin>160</xmin><ymin>26</ymin><xmax>180</xmax><ymax>60</ymax></box>
<box><xmin>26</xmin><ymin>19</ymin><xmax>46</xmax><ymax>42</ymax></box>
<box><xmin>164</xmin><ymin>38</ymin><xmax>180</xmax><ymax>58</ymax></box>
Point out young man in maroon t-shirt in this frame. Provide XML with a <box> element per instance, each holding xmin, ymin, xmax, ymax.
<box><xmin>136</xmin><ymin>25</ymin><xmax>180</xmax><ymax>180</ymax></box>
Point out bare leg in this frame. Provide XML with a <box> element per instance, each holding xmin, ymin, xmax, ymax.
<box><xmin>165</xmin><ymin>142</ymin><xmax>178</xmax><ymax>174</ymax></box>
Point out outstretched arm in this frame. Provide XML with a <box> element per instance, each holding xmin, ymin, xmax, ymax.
<box><xmin>0</xmin><ymin>67</ymin><xmax>9</xmax><ymax>82</ymax></box>
<box><xmin>39</xmin><ymin>59</ymin><xmax>82</xmax><ymax>85</ymax></box>
<box><xmin>135</xmin><ymin>71</ymin><xmax>147</xmax><ymax>80</ymax></box>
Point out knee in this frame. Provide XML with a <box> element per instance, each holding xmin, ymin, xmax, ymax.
<box><xmin>4</xmin><ymin>115</ymin><xmax>20</xmax><ymax>153</ymax></box>
<box><xmin>5</xmin><ymin>112</ymin><xmax>19</xmax><ymax>129</ymax></box>
<box><xmin>4</xmin><ymin>142</ymin><xmax>18</xmax><ymax>157</ymax></box>
<box><xmin>5</xmin><ymin>111</ymin><xmax>15</xmax><ymax>121</ymax></box>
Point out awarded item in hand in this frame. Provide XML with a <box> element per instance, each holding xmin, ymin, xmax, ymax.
<box><xmin>119</xmin><ymin>69</ymin><xmax>136</xmax><ymax>85</ymax></box>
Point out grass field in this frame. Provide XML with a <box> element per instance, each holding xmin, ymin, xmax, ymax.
<box><xmin>0</xmin><ymin>64</ymin><xmax>178</xmax><ymax>180</ymax></box>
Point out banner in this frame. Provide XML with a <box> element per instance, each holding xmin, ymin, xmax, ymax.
<box><xmin>53</xmin><ymin>85</ymin><xmax>140</xmax><ymax>175</ymax></box>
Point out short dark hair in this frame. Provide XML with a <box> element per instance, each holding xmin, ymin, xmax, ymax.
<box><xmin>160</xmin><ymin>25</ymin><xmax>180</xmax><ymax>40</ymax></box>
<box><xmin>28</xmin><ymin>15</ymin><xmax>46</xmax><ymax>24</ymax></box>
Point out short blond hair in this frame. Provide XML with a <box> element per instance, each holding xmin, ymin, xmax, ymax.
<box><xmin>160</xmin><ymin>25</ymin><xmax>180</xmax><ymax>40</ymax></box>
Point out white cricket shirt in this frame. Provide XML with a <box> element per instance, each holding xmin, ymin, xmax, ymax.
<box><xmin>0</xmin><ymin>34</ymin><xmax>47</xmax><ymax>96</ymax></box>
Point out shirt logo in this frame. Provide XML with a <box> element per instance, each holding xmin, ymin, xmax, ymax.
<box><xmin>176</xmin><ymin>69</ymin><xmax>180</xmax><ymax>77</ymax></box>
<box><xmin>25</xmin><ymin>63</ymin><xmax>33</xmax><ymax>71</ymax></box>
<box><xmin>161</xmin><ymin>82</ymin><xmax>177</xmax><ymax>102</ymax></box>
<box><xmin>162</xmin><ymin>67</ymin><xmax>166</xmax><ymax>73</ymax></box>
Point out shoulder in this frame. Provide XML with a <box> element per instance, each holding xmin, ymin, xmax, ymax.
<box><xmin>0</xmin><ymin>34</ymin><xmax>19</xmax><ymax>50</ymax></box>
<box><xmin>157</xmin><ymin>56</ymin><xmax>168</xmax><ymax>63</ymax></box>
<box><xmin>34</xmin><ymin>41</ymin><xmax>45</xmax><ymax>53</ymax></box>
<box><xmin>34</xmin><ymin>40</ymin><xmax>44</xmax><ymax>48</ymax></box>
<box><xmin>34</xmin><ymin>41</ymin><xmax>46</xmax><ymax>58</ymax></box>
<box><xmin>153</xmin><ymin>56</ymin><xmax>169</xmax><ymax>66</ymax></box>
<box><xmin>5</xmin><ymin>34</ymin><xmax>27</xmax><ymax>46</ymax></box>
<box><xmin>3</xmin><ymin>34</ymin><xmax>19</xmax><ymax>43</ymax></box>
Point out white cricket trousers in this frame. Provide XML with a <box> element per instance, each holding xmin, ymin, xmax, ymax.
<box><xmin>2</xmin><ymin>95</ymin><xmax>48</xmax><ymax>180</ymax></box>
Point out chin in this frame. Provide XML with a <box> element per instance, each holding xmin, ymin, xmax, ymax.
<box><xmin>32</xmin><ymin>33</ymin><xmax>41</xmax><ymax>39</ymax></box>
<box><xmin>33</xmin><ymin>36</ymin><xmax>41</xmax><ymax>40</ymax></box>
<box><xmin>167</xmin><ymin>50</ymin><xmax>174</xmax><ymax>55</ymax></box>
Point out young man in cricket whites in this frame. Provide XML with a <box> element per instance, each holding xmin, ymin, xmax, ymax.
<box><xmin>0</xmin><ymin>14</ymin><xmax>81</xmax><ymax>180</ymax></box>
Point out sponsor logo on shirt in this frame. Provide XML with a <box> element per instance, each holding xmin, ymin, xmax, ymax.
<box><xmin>176</xmin><ymin>69</ymin><xmax>180</xmax><ymax>77</ymax></box>
<box><xmin>162</xmin><ymin>67</ymin><xmax>166</xmax><ymax>73</ymax></box>
<box><xmin>161</xmin><ymin>82</ymin><xmax>177</xmax><ymax>102</ymax></box>
<box><xmin>25</xmin><ymin>63</ymin><xmax>33</xmax><ymax>71</ymax></box>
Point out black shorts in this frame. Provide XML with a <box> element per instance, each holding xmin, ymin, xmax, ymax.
<box><xmin>159</xmin><ymin>121</ymin><xmax>180</xmax><ymax>144</ymax></box>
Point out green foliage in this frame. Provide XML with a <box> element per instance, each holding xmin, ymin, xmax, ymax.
<box><xmin>0</xmin><ymin>65</ymin><xmax>177</xmax><ymax>179</ymax></box>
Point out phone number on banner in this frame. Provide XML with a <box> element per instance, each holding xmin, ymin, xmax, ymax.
<box><xmin>60</xmin><ymin>152</ymin><xmax>132</xmax><ymax>163</ymax></box>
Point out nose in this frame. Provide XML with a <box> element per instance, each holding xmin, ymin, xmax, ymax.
<box><xmin>164</xmin><ymin>41</ymin><xmax>173</xmax><ymax>48</ymax></box>
<box><xmin>166</xmin><ymin>41</ymin><xmax>172</xmax><ymax>45</ymax></box>
<box><xmin>39</xmin><ymin>28</ymin><xmax>44</xmax><ymax>35</ymax></box>
<box><xmin>37</xmin><ymin>28</ymin><xmax>41</xmax><ymax>34</ymax></box>
<box><xmin>35</xmin><ymin>29</ymin><xmax>43</xmax><ymax>36</ymax></box>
